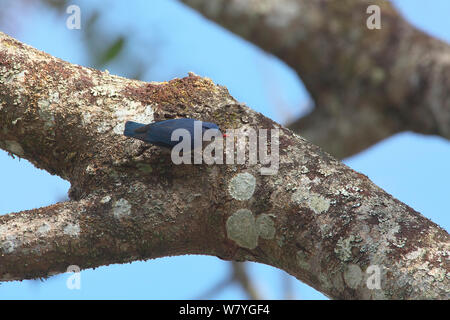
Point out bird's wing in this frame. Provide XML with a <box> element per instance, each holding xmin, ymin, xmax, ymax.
<box><xmin>133</xmin><ymin>123</ymin><xmax>152</xmax><ymax>133</ymax></box>
<box><xmin>147</xmin><ymin>120</ymin><xmax>194</xmax><ymax>148</ymax></box>
<box><xmin>201</xmin><ymin>121</ymin><xmax>219</xmax><ymax>130</ymax></box>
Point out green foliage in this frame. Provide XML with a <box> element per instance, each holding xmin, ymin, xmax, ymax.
<box><xmin>97</xmin><ymin>36</ymin><xmax>125</xmax><ymax>67</ymax></box>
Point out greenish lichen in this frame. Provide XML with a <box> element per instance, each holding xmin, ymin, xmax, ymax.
<box><xmin>343</xmin><ymin>263</ymin><xmax>363</xmax><ymax>289</ymax></box>
<box><xmin>226</xmin><ymin>209</ymin><xmax>258</xmax><ymax>249</ymax></box>
<box><xmin>291</xmin><ymin>188</ymin><xmax>330</xmax><ymax>215</ymax></box>
<box><xmin>256</xmin><ymin>214</ymin><xmax>276</xmax><ymax>239</ymax></box>
<box><xmin>63</xmin><ymin>223</ymin><xmax>80</xmax><ymax>237</ymax></box>
<box><xmin>308</xmin><ymin>194</ymin><xmax>330</xmax><ymax>214</ymax></box>
<box><xmin>334</xmin><ymin>234</ymin><xmax>362</xmax><ymax>262</ymax></box>
<box><xmin>228</xmin><ymin>172</ymin><xmax>256</xmax><ymax>201</ymax></box>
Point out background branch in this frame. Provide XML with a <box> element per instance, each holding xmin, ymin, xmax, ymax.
<box><xmin>197</xmin><ymin>262</ymin><xmax>261</xmax><ymax>299</ymax></box>
<box><xmin>182</xmin><ymin>0</ymin><xmax>450</xmax><ymax>158</ymax></box>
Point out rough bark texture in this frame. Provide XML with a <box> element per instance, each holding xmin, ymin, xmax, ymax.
<box><xmin>182</xmin><ymin>0</ymin><xmax>450</xmax><ymax>158</ymax></box>
<box><xmin>0</xmin><ymin>32</ymin><xmax>448</xmax><ymax>299</ymax></box>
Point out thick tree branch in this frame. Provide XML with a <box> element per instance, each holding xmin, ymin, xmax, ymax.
<box><xmin>181</xmin><ymin>0</ymin><xmax>450</xmax><ymax>158</ymax></box>
<box><xmin>0</xmin><ymin>32</ymin><xmax>448</xmax><ymax>299</ymax></box>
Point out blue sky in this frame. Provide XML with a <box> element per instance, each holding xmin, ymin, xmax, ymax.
<box><xmin>0</xmin><ymin>0</ymin><xmax>449</xmax><ymax>299</ymax></box>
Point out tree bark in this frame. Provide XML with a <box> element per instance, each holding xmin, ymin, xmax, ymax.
<box><xmin>0</xmin><ymin>32</ymin><xmax>448</xmax><ymax>299</ymax></box>
<box><xmin>181</xmin><ymin>0</ymin><xmax>450</xmax><ymax>158</ymax></box>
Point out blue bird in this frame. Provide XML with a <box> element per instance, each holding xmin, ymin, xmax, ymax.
<box><xmin>124</xmin><ymin>118</ymin><xmax>223</xmax><ymax>149</ymax></box>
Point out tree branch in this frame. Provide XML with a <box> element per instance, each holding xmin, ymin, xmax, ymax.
<box><xmin>0</xmin><ymin>32</ymin><xmax>448</xmax><ymax>299</ymax></box>
<box><xmin>181</xmin><ymin>0</ymin><xmax>450</xmax><ymax>158</ymax></box>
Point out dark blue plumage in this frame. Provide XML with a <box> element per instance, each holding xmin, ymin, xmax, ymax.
<box><xmin>124</xmin><ymin>118</ymin><xmax>221</xmax><ymax>149</ymax></box>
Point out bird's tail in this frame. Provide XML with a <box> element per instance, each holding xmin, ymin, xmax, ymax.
<box><xmin>124</xmin><ymin>121</ymin><xmax>146</xmax><ymax>138</ymax></box>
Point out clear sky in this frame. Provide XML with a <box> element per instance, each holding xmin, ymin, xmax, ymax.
<box><xmin>0</xmin><ymin>0</ymin><xmax>449</xmax><ymax>299</ymax></box>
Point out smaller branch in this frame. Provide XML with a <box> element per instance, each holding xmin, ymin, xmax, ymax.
<box><xmin>287</xmin><ymin>106</ymin><xmax>399</xmax><ymax>159</ymax></box>
<box><xmin>0</xmin><ymin>199</ymin><xmax>96</xmax><ymax>281</ymax></box>
<box><xmin>281</xmin><ymin>271</ymin><xmax>295</xmax><ymax>300</ymax></box>
<box><xmin>196</xmin><ymin>262</ymin><xmax>261</xmax><ymax>299</ymax></box>
<box><xmin>231</xmin><ymin>262</ymin><xmax>261</xmax><ymax>300</ymax></box>
<box><xmin>182</xmin><ymin>0</ymin><xmax>450</xmax><ymax>157</ymax></box>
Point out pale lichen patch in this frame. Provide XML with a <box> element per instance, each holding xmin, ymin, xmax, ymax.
<box><xmin>85</xmin><ymin>164</ymin><xmax>96</xmax><ymax>175</ymax></box>
<box><xmin>343</xmin><ymin>263</ymin><xmax>363</xmax><ymax>289</ymax></box>
<box><xmin>63</xmin><ymin>223</ymin><xmax>80</xmax><ymax>237</ymax></box>
<box><xmin>1</xmin><ymin>236</ymin><xmax>17</xmax><ymax>254</ymax></box>
<box><xmin>82</xmin><ymin>112</ymin><xmax>92</xmax><ymax>126</ymax></box>
<box><xmin>37</xmin><ymin>99</ymin><xmax>56</xmax><ymax>128</ymax></box>
<box><xmin>308</xmin><ymin>194</ymin><xmax>330</xmax><ymax>214</ymax></box>
<box><xmin>113</xmin><ymin>103</ymin><xmax>154</xmax><ymax>135</ymax></box>
<box><xmin>96</xmin><ymin>121</ymin><xmax>111</xmax><ymax>133</ymax></box>
<box><xmin>256</xmin><ymin>214</ymin><xmax>276</xmax><ymax>239</ymax></box>
<box><xmin>0</xmin><ymin>60</ymin><xmax>26</xmax><ymax>85</ymax></box>
<box><xmin>291</xmin><ymin>187</ymin><xmax>330</xmax><ymax>215</ymax></box>
<box><xmin>112</xmin><ymin>198</ymin><xmax>132</xmax><ymax>218</ymax></box>
<box><xmin>405</xmin><ymin>248</ymin><xmax>426</xmax><ymax>261</ymax></box>
<box><xmin>37</xmin><ymin>222</ymin><xmax>51</xmax><ymax>235</ymax></box>
<box><xmin>226</xmin><ymin>209</ymin><xmax>258</xmax><ymax>249</ymax></box>
<box><xmin>317</xmin><ymin>165</ymin><xmax>338</xmax><ymax>177</ymax></box>
<box><xmin>291</xmin><ymin>188</ymin><xmax>307</xmax><ymax>205</ymax></box>
<box><xmin>335</xmin><ymin>235</ymin><xmax>362</xmax><ymax>262</ymax></box>
<box><xmin>90</xmin><ymin>83</ymin><xmax>119</xmax><ymax>97</ymax></box>
<box><xmin>228</xmin><ymin>172</ymin><xmax>256</xmax><ymax>201</ymax></box>
<box><xmin>100</xmin><ymin>195</ymin><xmax>111</xmax><ymax>204</ymax></box>
<box><xmin>428</xmin><ymin>267</ymin><xmax>446</xmax><ymax>282</ymax></box>
<box><xmin>14</xmin><ymin>70</ymin><xmax>26</xmax><ymax>83</ymax></box>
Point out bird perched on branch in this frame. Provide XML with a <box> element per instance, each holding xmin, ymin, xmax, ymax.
<box><xmin>124</xmin><ymin>118</ymin><xmax>223</xmax><ymax>150</ymax></box>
